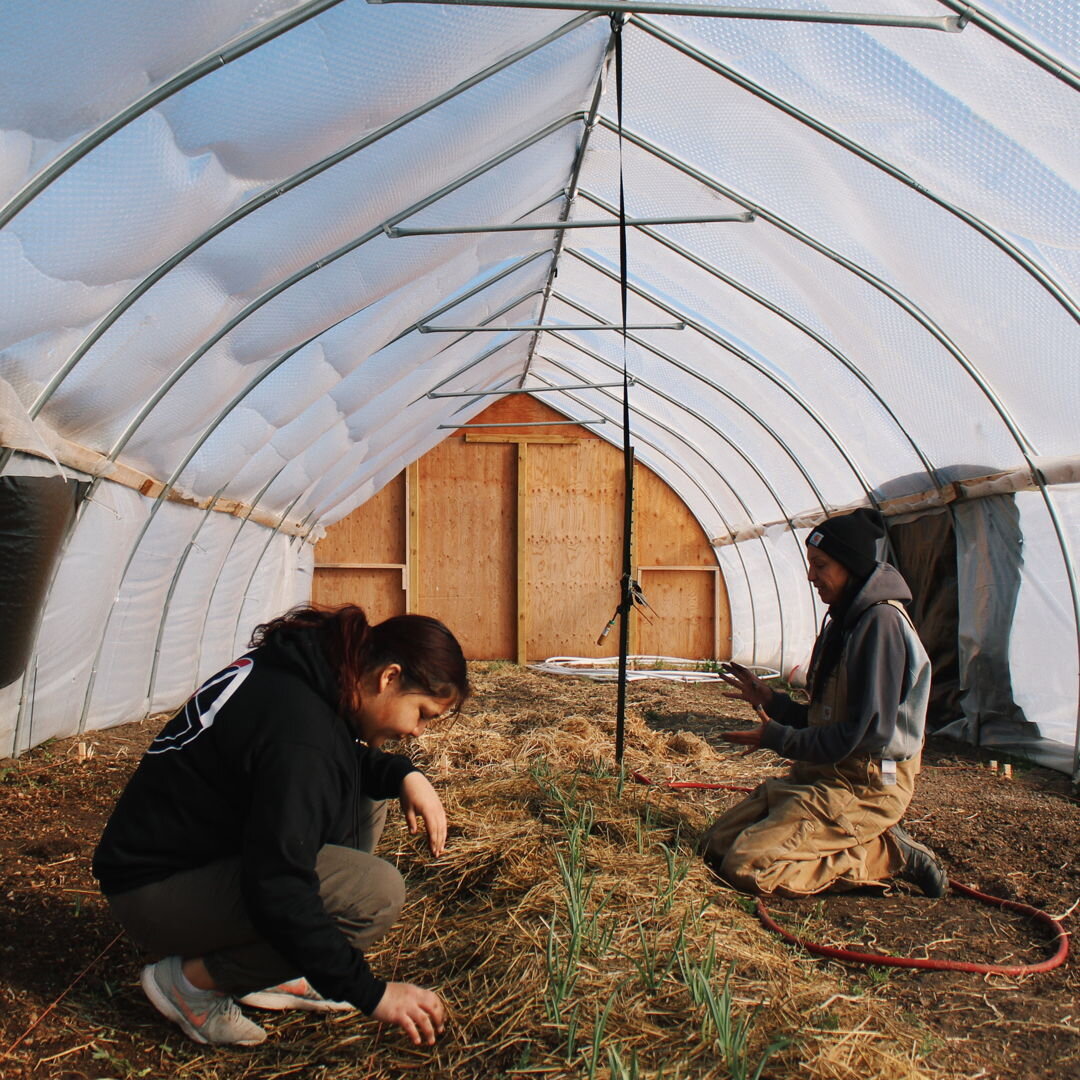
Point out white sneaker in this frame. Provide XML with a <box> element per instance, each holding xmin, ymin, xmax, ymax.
<box><xmin>140</xmin><ymin>957</ymin><xmax>267</xmax><ymax>1046</ymax></box>
<box><xmin>239</xmin><ymin>977</ymin><xmax>354</xmax><ymax>1013</ymax></box>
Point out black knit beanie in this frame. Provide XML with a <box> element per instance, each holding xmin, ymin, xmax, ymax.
<box><xmin>806</xmin><ymin>508</ymin><xmax>885</xmax><ymax>580</ymax></box>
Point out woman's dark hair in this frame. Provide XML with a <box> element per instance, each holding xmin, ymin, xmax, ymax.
<box><xmin>806</xmin><ymin>576</ymin><xmax>863</xmax><ymax>702</ymax></box>
<box><xmin>249</xmin><ymin>604</ymin><xmax>469</xmax><ymax>720</ymax></box>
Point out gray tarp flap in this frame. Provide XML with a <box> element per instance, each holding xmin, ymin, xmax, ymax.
<box><xmin>938</xmin><ymin>496</ymin><xmax>1071</xmax><ymax>771</ymax></box>
<box><xmin>0</xmin><ymin>476</ymin><xmax>81</xmax><ymax>688</ymax></box>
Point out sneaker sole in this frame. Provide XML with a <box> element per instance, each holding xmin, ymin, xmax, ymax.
<box><xmin>239</xmin><ymin>990</ymin><xmax>354</xmax><ymax>1013</ymax></box>
<box><xmin>140</xmin><ymin>965</ymin><xmax>266</xmax><ymax>1046</ymax></box>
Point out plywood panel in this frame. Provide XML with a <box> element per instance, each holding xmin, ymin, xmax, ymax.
<box><xmin>416</xmin><ymin>433</ymin><xmax>516</xmax><ymax>660</ymax></box>
<box><xmin>313</xmin><ymin>393</ymin><xmax>730</xmax><ymax>662</ymax></box>
<box><xmin>315</xmin><ymin>475</ymin><xmax>405</xmax><ymax>564</ymax></box>
<box><xmin>636</xmin><ymin>569</ymin><xmax>720</xmax><ymax>660</ymax></box>
<box><xmin>526</xmin><ymin>439</ymin><xmax>624</xmax><ymax>659</ymax></box>
<box><xmin>635</xmin><ymin>463</ymin><xmax>715</xmax><ymax>567</ymax></box>
<box><xmin>311</xmin><ymin>568</ymin><xmax>404</xmax><ymax>622</ymax></box>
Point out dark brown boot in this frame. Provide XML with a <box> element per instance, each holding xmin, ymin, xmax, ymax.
<box><xmin>889</xmin><ymin>824</ymin><xmax>947</xmax><ymax>898</ymax></box>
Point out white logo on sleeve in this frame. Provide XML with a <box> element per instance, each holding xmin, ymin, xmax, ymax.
<box><xmin>148</xmin><ymin>658</ymin><xmax>254</xmax><ymax>753</ymax></box>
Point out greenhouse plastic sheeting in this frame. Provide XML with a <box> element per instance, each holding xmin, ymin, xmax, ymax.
<box><xmin>0</xmin><ymin>1</ymin><xmax>1077</xmax><ymax>776</ymax></box>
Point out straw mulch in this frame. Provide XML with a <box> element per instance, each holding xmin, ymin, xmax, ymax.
<box><xmin>333</xmin><ymin>662</ymin><xmax>940</xmax><ymax>1080</ymax></box>
<box><xmin>4</xmin><ymin>661</ymin><xmax>1014</xmax><ymax>1080</ymax></box>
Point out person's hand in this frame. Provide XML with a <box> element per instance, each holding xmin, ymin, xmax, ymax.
<box><xmin>718</xmin><ymin>661</ymin><xmax>774</xmax><ymax>710</ymax></box>
<box><xmin>721</xmin><ymin>710</ymin><xmax>768</xmax><ymax>755</ymax></box>
<box><xmin>373</xmin><ymin>981</ymin><xmax>446</xmax><ymax>1045</ymax></box>
<box><xmin>400</xmin><ymin>771</ymin><xmax>447</xmax><ymax>856</ymax></box>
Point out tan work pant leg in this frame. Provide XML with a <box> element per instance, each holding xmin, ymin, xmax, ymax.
<box><xmin>700</xmin><ymin>765</ymin><xmax>912</xmax><ymax>898</ymax></box>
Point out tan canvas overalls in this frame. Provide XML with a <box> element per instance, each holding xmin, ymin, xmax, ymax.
<box><xmin>701</xmin><ymin>602</ymin><xmax>919</xmax><ymax>897</ymax></box>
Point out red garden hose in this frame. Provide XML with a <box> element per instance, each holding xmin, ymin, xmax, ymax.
<box><xmin>631</xmin><ymin>771</ymin><xmax>1071</xmax><ymax>974</ymax></box>
<box><xmin>755</xmin><ymin>882</ymin><xmax>1069</xmax><ymax>975</ymax></box>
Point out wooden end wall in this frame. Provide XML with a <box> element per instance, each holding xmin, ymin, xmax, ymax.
<box><xmin>313</xmin><ymin>396</ymin><xmax>730</xmax><ymax>662</ymax></box>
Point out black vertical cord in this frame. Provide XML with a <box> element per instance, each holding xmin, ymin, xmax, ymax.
<box><xmin>613</xmin><ymin>13</ymin><xmax>633</xmax><ymax>766</ymax></box>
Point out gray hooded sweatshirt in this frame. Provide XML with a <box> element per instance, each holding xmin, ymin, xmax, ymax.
<box><xmin>759</xmin><ymin>563</ymin><xmax>931</xmax><ymax>766</ymax></box>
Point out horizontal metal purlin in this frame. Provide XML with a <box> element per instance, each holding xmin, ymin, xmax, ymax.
<box><xmin>368</xmin><ymin>1</ymin><xmax>963</xmax><ymax>33</ymax></box>
<box><xmin>437</xmin><ymin>419</ymin><xmax>605</xmax><ymax>428</ymax></box>
<box><xmin>429</xmin><ymin>380</ymin><xmax>633</xmax><ymax>397</ymax></box>
<box><xmin>419</xmin><ymin>322</ymin><xmax>685</xmax><ymax>332</ymax></box>
<box><xmin>386</xmin><ymin>213</ymin><xmax>753</xmax><ymax>236</ymax></box>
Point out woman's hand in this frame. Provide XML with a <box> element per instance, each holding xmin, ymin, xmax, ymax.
<box><xmin>718</xmin><ymin>662</ymin><xmax>772</xmax><ymax>755</ymax></box>
<box><xmin>373</xmin><ymin>981</ymin><xmax>446</xmax><ymax>1045</ymax></box>
<box><xmin>400</xmin><ymin>771</ymin><xmax>447</xmax><ymax>856</ymax></box>
<box><xmin>718</xmin><ymin>661</ymin><xmax>774</xmax><ymax>710</ymax></box>
<box><xmin>721</xmin><ymin>717</ymin><xmax>767</xmax><ymax>754</ymax></box>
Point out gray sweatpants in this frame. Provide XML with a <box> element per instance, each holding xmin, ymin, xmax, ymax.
<box><xmin>105</xmin><ymin>799</ymin><xmax>404</xmax><ymax>996</ymax></box>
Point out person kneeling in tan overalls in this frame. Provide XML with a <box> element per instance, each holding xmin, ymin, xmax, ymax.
<box><xmin>701</xmin><ymin>508</ymin><xmax>947</xmax><ymax>899</ymax></box>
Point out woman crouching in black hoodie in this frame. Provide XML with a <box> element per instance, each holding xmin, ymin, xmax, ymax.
<box><xmin>93</xmin><ymin>604</ymin><xmax>469</xmax><ymax>1048</ymax></box>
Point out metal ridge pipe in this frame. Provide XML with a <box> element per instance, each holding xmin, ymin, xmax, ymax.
<box><xmin>388</xmin><ymin>212</ymin><xmax>753</xmax><ymax>234</ymax></box>
<box><xmin>368</xmin><ymin>1</ymin><xmax>964</xmax><ymax>33</ymax></box>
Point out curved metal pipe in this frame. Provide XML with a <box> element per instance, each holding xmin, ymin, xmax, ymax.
<box><xmin>190</xmin><ymin>468</ymin><xmax>291</xmax><ymax>686</ymax></box>
<box><xmin>98</xmin><ymin>112</ymin><xmax>587</xmax><ymax>466</ymax></box>
<box><xmin>0</xmin><ymin>0</ymin><xmax>348</xmax><ymax>231</ymax></box>
<box><xmin>600</xmin><ymin>118</ymin><xmax>1080</xmax><ymax>765</ymax></box>
<box><xmin>576</xmin><ymin>188</ymin><xmax>942</xmax><ymax>488</ymax></box>
<box><xmin>934</xmin><ymin>0</ymin><xmax>1080</xmax><ymax>91</ymax></box>
<box><xmin>635</xmin><ymin>15</ymin><xmax>1080</xmax><ymax>327</ymax></box>
<box><xmin>594</xmin><ymin>119</ymin><xmax>1042</xmax><ymax>458</ymax></box>
<box><xmin>15</xmin><ymin>15</ymin><xmax>599</xmax><ymax>432</ymax></box>
<box><xmin>552</xmin><ymin>291</ymin><xmax>829</xmax><ymax>518</ymax></box>
<box><xmin>21</xmin><ymin>258</ymin><xmax>531</xmax><ymax>742</ymax></box>
<box><xmin>228</xmin><ymin>492</ymin><xmax>308</xmax><ymax>653</ymax></box>
<box><xmin>88</xmin><ymin>253</ymin><xmax>553</xmax><ymax>720</ymax></box>
<box><xmin>144</xmin><ymin>487</ymin><xmax>228</xmax><ymax>707</ymax></box>
<box><xmin>525</xmin><ymin>18</ymin><xmax>618</xmax><ymax>381</ymax></box>
<box><xmin>538</xmin><ymin>338</ymin><xmax>824</xmax><ymax>667</ymax></box>
<box><xmin>310</xmin><ymin>351</ymin><xmax>768</xmax><ymax>661</ymax></box>
<box><xmin>565</xmin><ymin>248</ymin><xmax>877</xmax><ymax>502</ymax></box>
<box><xmin>292</xmin><ymin>334</ymin><xmax>533</xmax><ymax>526</ymax></box>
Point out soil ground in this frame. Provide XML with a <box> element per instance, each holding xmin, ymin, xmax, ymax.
<box><xmin>0</xmin><ymin>665</ymin><xmax>1076</xmax><ymax>1079</ymax></box>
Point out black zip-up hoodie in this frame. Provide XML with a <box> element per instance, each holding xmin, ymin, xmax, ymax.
<box><xmin>92</xmin><ymin>627</ymin><xmax>419</xmax><ymax>1013</ymax></box>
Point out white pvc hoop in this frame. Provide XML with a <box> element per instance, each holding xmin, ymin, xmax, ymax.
<box><xmin>529</xmin><ymin>655</ymin><xmax>781</xmax><ymax>683</ymax></box>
